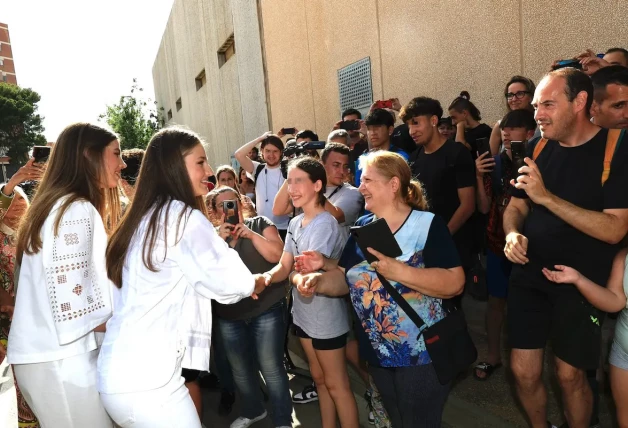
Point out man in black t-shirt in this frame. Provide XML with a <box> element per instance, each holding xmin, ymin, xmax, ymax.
<box><xmin>503</xmin><ymin>68</ymin><xmax>628</xmax><ymax>428</ymax></box>
<box><xmin>402</xmin><ymin>97</ymin><xmax>476</xmax><ymax>269</ymax></box>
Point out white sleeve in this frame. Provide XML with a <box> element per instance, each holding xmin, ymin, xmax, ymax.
<box><xmin>42</xmin><ymin>201</ymin><xmax>113</xmax><ymax>345</ymax></box>
<box><xmin>175</xmin><ymin>210</ymin><xmax>255</xmax><ymax>304</ymax></box>
<box><xmin>247</xmin><ymin>161</ymin><xmax>261</xmax><ymax>182</ymax></box>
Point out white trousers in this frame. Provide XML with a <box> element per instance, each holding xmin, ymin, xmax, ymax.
<box><xmin>13</xmin><ymin>349</ymin><xmax>113</xmax><ymax>428</ymax></box>
<box><xmin>100</xmin><ymin>365</ymin><xmax>200</xmax><ymax>428</ymax></box>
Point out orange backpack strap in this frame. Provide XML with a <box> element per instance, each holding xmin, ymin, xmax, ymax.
<box><xmin>532</xmin><ymin>138</ymin><xmax>548</xmax><ymax>160</ymax></box>
<box><xmin>602</xmin><ymin>129</ymin><xmax>625</xmax><ymax>185</ymax></box>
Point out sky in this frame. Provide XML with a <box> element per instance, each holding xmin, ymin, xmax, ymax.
<box><xmin>1</xmin><ymin>0</ymin><xmax>174</xmax><ymax>141</ymax></box>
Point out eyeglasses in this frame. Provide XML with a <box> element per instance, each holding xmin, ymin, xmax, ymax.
<box><xmin>506</xmin><ymin>91</ymin><xmax>531</xmax><ymax>100</ymax></box>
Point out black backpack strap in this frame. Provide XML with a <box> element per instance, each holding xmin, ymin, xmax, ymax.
<box><xmin>376</xmin><ymin>272</ymin><xmax>425</xmax><ymax>331</ymax></box>
<box><xmin>253</xmin><ymin>163</ymin><xmax>265</xmax><ymax>185</ymax></box>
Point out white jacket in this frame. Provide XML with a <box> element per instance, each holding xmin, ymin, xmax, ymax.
<box><xmin>8</xmin><ymin>198</ymin><xmax>113</xmax><ymax>364</ymax></box>
<box><xmin>97</xmin><ymin>201</ymin><xmax>254</xmax><ymax>394</ymax></box>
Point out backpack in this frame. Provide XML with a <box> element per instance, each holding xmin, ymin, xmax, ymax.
<box><xmin>253</xmin><ymin>163</ymin><xmax>266</xmax><ymax>186</ymax></box>
<box><xmin>531</xmin><ymin>128</ymin><xmax>625</xmax><ymax>185</ymax></box>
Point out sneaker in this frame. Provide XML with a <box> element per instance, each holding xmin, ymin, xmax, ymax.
<box><xmin>229</xmin><ymin>411</ymin><xmax>268</xmax><ymax>428</ymax></box>
<box><xmin>292</xmin><ymin>382</ymin><xmax>318</xmax><ymax>404</ymax></box>
<box><xmin>218</xmin><ymin>390</ymin><xmax>235</xmax><ymax>416</ymax></box>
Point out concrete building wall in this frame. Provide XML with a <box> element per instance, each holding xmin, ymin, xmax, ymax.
<box><xmin>154</xmin><ymin>0</ymin><xmax>628</xmax><ymax>164</ymax></box>
<box><xmin>152</xmin><ymin>0</ymin><xmax>269</xmax><ymax>166</ymax></box>
<box><xmin>260</xmin><ymin>0</ymin><xmax>628</xmax><ymax>138</ymax></box>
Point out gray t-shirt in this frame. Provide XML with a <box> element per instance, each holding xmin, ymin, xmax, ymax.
<box><xmin>325</xmin><ymin>183</ymin><xmax>364</xmax><ymax>245</ymax></box>
<box><xmin>284</xmin><ymin>211</ymin><xmax>349</xmax><ymax>339</ymax></box>
<box><xmin>214</xmin><ymin>216</ymin><xmax>287</xmax><ymax>321</ymax></box>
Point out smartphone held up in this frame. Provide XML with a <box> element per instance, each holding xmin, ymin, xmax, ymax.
<box><xmin>223</xmin><ymin>199</ymin><xmax>240</xmax><ymax>225</ymax></box>
<box><xmin>510</xmin><ymin>141</ymin><xmax>527</xmax><ymax>181</ymax></box>
<box><xmin>32</xmin><ymin>146</ymin><xmax>51</xmax><ymax>164</ymax></box>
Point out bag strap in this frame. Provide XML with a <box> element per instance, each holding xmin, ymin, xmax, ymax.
<box><xmin>602</xmin><ymin>129</ymin><xmax>624</xmax><ymax>186</ymax></box>
<box><xmin>253</xmin><ymin>163</ymin><xmax>265</xmax><ymax>185</ymax></box>
<box><xmin>532</xmin><ymin>138</ymin><xmax>548</xmax><ymax>160</ymax></box>
<box><xmin>376</xmin><ymin>271</ymin><xmax>426</xmax><ymax>330</ymax></box>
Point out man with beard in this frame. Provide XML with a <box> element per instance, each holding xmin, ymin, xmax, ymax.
<box><xmin>236</xmin><ymin>132</ymin><xmax>290</xmax><ymax>239</ymax></box>
<box><xmin>503</xmin><ymin>68</ymin><xmax>628</xmax><ymax>428</ymax></box>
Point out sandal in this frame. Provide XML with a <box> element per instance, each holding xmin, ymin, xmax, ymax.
<box><xmin>473</xmin><ymin>362</ymin><xmax>502</xmax><ymax>381</ymax></box>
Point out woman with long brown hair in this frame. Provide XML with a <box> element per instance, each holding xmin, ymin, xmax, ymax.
<box><xmin>97</xmin><ymin>127</ymin><xmax>265</xmax><ymax>427</ymax></box>
<box><xmin>7</xmin><ymin>123</ymin><xmax>125</xmax><ymax>427</ymax></box>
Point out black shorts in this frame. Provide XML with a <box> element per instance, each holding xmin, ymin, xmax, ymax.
<box><xmin>181</xmin><ymin>368</ymin><xmax>201</xmax><ymax>383</ymax></box>
<box><xmin>293</xmin><ymin>325</ymin><xmax>347</xmax><ymax>351</ymax></box>
<box><xmin>507</xmin><ymin>280</ymin><xmax>603</xmax><ymax>370</ymax></box>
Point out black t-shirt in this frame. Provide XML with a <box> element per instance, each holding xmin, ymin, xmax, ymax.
<box><xmin>409</xmin><ymin>139</ymin><xmax>476</xmax><ymax>266</ymax></box>
<box><xmin>214</xmin><ymin>216</ymin><xmax>287</xmax><ymax>320</ymax></box>
<box><xmin>465</xmin><ymin>123</ymin><xmax>492</xmax><ymax>158</ymax></box>
<box><xmin>510</xmin><ymin>129</ymin><xmax>628</xmax><ymax>289</ymax></box>
<box><xmin>391</xmin><ymin>124</ymin><xmax>416</xmax><ymax>154</ymax></box>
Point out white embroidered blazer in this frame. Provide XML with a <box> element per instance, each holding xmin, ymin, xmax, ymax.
<box><xmin>8</xmin><ymin>198</ymin><xmax>113</xmax><ymax>364</ymax></box>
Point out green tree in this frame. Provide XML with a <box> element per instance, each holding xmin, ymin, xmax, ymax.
<box><xmin>99</xmin><ymin>79</ymin><xmax>163</xmax><ymax>150</ymax></box>
<box><xmin>0</xmin><ymin>83</ymin><xmax>47</xmax><ymax>165</ymax></box>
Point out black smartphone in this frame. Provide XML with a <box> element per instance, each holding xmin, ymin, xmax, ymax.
<box><xmin>476</xmin><ymin>137</ymin><xmax>491</xmax><ymax>158</ymax></box>
<box><xmin>281</xmin><ymin>127</ymin><xmax>296</xmax><ymax>135</ymax></box>
<box><xmin>223</xmin><ymin>199</ymin><xmax>240</xmax><ymax>225</ymax></box>
<box><xmin>350</xmin><ymin>218</ymin><xmax>402</xmax><ymax>264</ymax></box>
<box><xmin>510</xmin><ymin>141</ymin><xmax>527</xmax><ymax>180</ymax></box>
<box><xmin>32</xmin><ymin>146</ymin><xmax>51</xmax><ymax>164</ymax></box>
<box><xmin>340</xmin><ymin>120</ymin><xmax>361</xmax><ymax>131</ymax></box>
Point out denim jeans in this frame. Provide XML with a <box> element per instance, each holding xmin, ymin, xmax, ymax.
<box><xmin>217</xmin><ymin>300</ymin><xmax>293</xmax><ymax>426</ymax></box>
<box><xmin>212</xmin><ymin>321</ymin><xmax>235</xmax><ymax>393</ymax></box>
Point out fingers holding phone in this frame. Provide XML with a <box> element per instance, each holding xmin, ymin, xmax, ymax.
<box><xmin>475</xmin><ymin>152</ymin><xmax>495</xmax><ymax>176</ymax></box>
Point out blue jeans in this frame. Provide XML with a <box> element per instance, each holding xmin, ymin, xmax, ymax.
<box><xmin>217</xmin><ymin>300</ymin><xmax>293</xmax><ymax>426</ymax></box>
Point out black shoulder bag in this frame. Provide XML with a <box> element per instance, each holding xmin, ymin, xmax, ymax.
<box><xmin>375</xmin><ymin>271</ymin><xmax>477</xmax><ymax>385</ymax></box>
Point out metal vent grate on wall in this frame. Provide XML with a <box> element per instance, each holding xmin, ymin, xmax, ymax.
<box><xmin>338</xmin><ymin>57</ymin><xmax>373</xmax><ymax>112</ymax></box>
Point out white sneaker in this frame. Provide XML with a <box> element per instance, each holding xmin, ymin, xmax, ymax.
<box><xmin>230</xmin><ymin>411</ymin><xmax>268</xmax><ymax>428</ymax></box>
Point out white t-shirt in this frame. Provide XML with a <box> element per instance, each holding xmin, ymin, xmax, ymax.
<box><xmin>247</xmin><ymin>161</ymin><xmax>290</xmax><ymax>230</ymax></box>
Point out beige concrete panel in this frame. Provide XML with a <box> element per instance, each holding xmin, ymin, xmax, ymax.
<box><xmin>210</xmin><ymin>0</ymin><xmax>235</xmax><ymax>49</ymax></box>
<box><xmin>377</xmin><ymin>0</ymin><xmax>522</xmax><ymax>125</ymax></box>
<box><xmin>259</xmin><ymin>0</ymin><xmax>316</xmax><ymax>134</ymax></box>
<box><xmin>521</xmin><ymin>0</ymin><xmax>628</xmax><ymax>86</ymax></box>
<box><xmin>305</xmin><ymin>0</ymin><xmax>383</xmax><ymax>138</ymax></box>
<box><xmin>217</xmin><ymin>56</ymin><xmax>245</xmax><ymax>164</ymax></box>
<box><xmin>232</xmin><ymin>0</ymin><xmax>271</xmax><ymax>141</ymax></box>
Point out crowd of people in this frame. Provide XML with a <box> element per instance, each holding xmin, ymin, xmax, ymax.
<box><xmin>0</xmin><ymin>47</ymin><xmax>627</xmax><ymax>428</ymax></box>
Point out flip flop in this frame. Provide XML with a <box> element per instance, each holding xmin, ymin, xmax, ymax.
<box><xmin>473</xmin><ymin>362</ymin><xmax>503</xmax><ymax>381</ymax></box>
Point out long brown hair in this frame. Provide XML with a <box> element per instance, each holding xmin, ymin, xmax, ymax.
<box><xmin>16</xmin><ymin>123</ymin><xmax>121</xmax><ymax>258</ymax></box>
<box><xmin>359</xmin><ymin>151</ymin><xmax>428</xmax><ymax>211</ymax></box>
<box><xmin>106</xmin><ymin>127</ymin><xmax>208</xmax><ymax>288</ymax></box>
